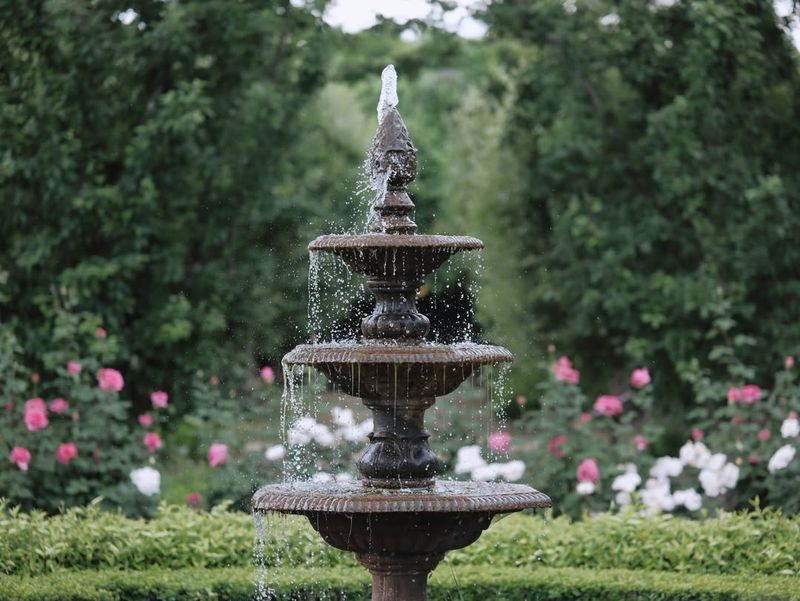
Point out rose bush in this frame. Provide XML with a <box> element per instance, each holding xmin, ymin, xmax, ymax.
<box><xmin>0</xmin><ymin>303</ymin><xmax>156</xmax><ymax>516</ymax></box>
<box><xmin>507</xmin><ymin>326</ymin><xmax>798</xmax><ymax>517</ymax></box>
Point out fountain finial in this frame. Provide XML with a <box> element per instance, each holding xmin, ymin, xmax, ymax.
<box><xmin>368</xmin><ymin>65</ymin><xmax>417</xmax><ymax>234</ymax></box>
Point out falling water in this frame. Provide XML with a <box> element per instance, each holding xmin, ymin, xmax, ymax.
<box><xmin>253</xmin><ymin>511</ymin><xmax>272</xmax><ymax>600</ymax></box>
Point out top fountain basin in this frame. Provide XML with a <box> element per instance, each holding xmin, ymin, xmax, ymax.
<box><xmin>309</xmin><ymin>233</ymin><xmax>483</xmax><ymax>280</ymax></box>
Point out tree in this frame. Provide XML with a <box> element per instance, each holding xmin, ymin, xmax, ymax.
<box><xmin>445</xmin><ymin>0</ymin><xmax>800</xmax><ymax>406</ymax></box>
<box><xmin>0</xmin><ymin>0</ymin><xmax>331</xmax><ymax>410</ymax></box>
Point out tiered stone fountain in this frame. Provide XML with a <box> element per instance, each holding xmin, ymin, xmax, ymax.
<box><xmin>253</xmin><ymin>66</ymin><xmax>551</xmax><ymax>601</ymax></box>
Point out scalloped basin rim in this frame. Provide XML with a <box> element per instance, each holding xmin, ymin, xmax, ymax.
<box><xmin>252</xmin><ymin>481</ymin><xmax>552</xmax><ymax>514</ymax></box>
<box><xmin>308</xmin><ymin>234</ymin><xmax>484</xmax><ymax>251</ymax></box>
<box><xmin>283</xmin><ymin>343</ymin><xmax>514</xmax><ymax>366</ymax></box>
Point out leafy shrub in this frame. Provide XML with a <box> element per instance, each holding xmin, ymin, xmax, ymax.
<box><xmin>1</xmin><ymin>566</ymin><xmax>797</xmax><ymax>601</ymax></box>
<box><xmin>2</xmin><ymin>502</ymin><xmax>798</xmax><ymax>578</ymax></box>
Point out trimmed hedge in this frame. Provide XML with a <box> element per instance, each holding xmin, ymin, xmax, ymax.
<box><xmin>1</xmin><ymin>566</ymin><xmax>798</xmax><ymax>601</ymax></box>
<box><xmin>2</xmin><ymin>501</ymin><xmax>799</xmax><ymax>577</ymax></box>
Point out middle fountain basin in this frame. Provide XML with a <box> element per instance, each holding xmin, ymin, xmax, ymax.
<box><xmin>284</xmin><ymin>342</ymin><xmax>513</xmax><ymax>399</ymax></box>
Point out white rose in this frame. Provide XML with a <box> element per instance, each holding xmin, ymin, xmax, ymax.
<box><xmin>719</xmin><ymin>463</ymin><xmax>739</xmax><ymax>489</ymax></box>
<box><xmin>615</xmin><ymin>491</ymin><xmax>632</xmax><ymax>506</ymax></box>
<box><xmin>341</xmin><ymin>425</ymin><xmax>365</xmax><ymax>443</ymax></box>
<box><xmin>576</xmin><ymin>481</ymin><xmax>596</xmax><ymax>495</ymax></box>
<box><xmin>455</xmin><ymin>445</ymin><xmax>486</xmax><ymax>475</ymax></box>
<box><xmin>780</xmin><ymin>418</ymin><xmax>799</xmax><ymax>439</ymax></box>
<box><xmin>673</xmin><ymin>488</ymin><xmax>702</xmax><ymax>511</ymax></box>
<box><xmin>499</xmin><ymin>460</ymin><xmax>525</xmax><ymax>482</ymax></box>
<box><xmin>331</xmin><ymin>407</ymin><xmax>355</xmax><ymax>428</ymax></box>
<box><xmin>130</xmin><ymin>467</ymin><xmax>160</xmax><ymax>496</ymax></box>
<box><xmin>472</xmin><ymin>463</ymin><xmax>501</xmax><ymax>481</ymax></box>
<box><xmin>358</xmin><ymin>419</ymin><xmax>374</xmax><ymax>437</ymax></box>
<box><xmin>264</xmin><ymin>444</ymin><xmax>286</xmax><ymax>461</ymax></box>
<box><xmin>768</xmin><ymin>445</ymin><xmax>796</xmax><ymax>473</ymax></box>
<box><xmin>311</xmin><ymin>423</ymin><xmax>335</xmax><ymax>447</ymax></box>
<box><xmin>612</xmin><ymin>471</ymin><xmax>642</xmax><ymax>493</ymax></box>
<box><xmin>650</xmin><ymin>457</ymin><xmax>683</xmax><ymax>480</ymax></box>
<box><xmin>679</xmin><ymin>441</ymin><xmax>711</xmax><ymax>468</ymax></box>
<box><xmin>641</xmin><ymin>478</ymin><xmax>674</xmax><ymax>513</ymax></box>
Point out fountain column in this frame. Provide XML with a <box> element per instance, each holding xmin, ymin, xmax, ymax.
<box><xmin>358</xmin><ymin>553</ymin><xmax>443</xmax><ymax>601</ymax></box>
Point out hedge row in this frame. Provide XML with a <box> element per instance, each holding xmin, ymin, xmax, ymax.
<box><xmin>2</xmin><ymin>500</ymin><xmax>799</xmax><ymax>577</ymax></box>
<box><xmin>1</xmin><ymin>566</ymin><xmax>797</xmax><ymax>601</ymax></box>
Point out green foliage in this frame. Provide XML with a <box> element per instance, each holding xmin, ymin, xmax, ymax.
<box><xmin>1</xmin><ymin>566</ymin><xmax>797</xmax><ymax>601</ymax></box>
<box><xmin>444</xmin><ymin>0</ymin><xmax>800</xmax><ymax>401</ymax></box>
<box><xmin>3</xmin><ymin>502</ymin><xmax>798</xmax><ymax>578</ymax></box>
<box><xmin>0</xmin><ymin>0</ymin><xmax>331</xmax><ymax>409</ymax></box>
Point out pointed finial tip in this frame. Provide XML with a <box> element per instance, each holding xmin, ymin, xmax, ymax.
<box><xmin>377</xmin><ymin>64</ymin><xmax>398</xmax><ymax>124</ymax></box>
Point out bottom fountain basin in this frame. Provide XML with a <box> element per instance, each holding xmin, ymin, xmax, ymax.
<box><xmin>252</xmin><ymin>481</ymin><xmax>551</xmax><ymax>556</ymax></box>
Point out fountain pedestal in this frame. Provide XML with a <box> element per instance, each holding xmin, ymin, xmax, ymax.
<box><xmin>358</xmin><ymin>554</ymin><xmax>442</xmax><ymax>601</ymax></box>
<box><xmin>252</xmin><ymin>65</ymin><xmax>551</xmax><ymax>600</ymax></box>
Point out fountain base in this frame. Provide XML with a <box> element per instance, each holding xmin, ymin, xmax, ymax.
<box><xmin>253</xmin><ymin>481</ymin><xmax>551</xmax><ymax>601</ymax></box>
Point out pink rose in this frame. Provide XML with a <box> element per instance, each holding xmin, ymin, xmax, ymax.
<box><xmin>31</xmin><ymin>372</ymin><xmax>40</xmax><ymax>383</ymax></box>
<box><xmin>55</xmin><ymin>442</ymin><xmax>78</xmax><ymax>465</ymax></box>
<box><xmin>790</xmin><ymin>411</ymin><xmax>798</xmax><ymax>420</ymax></box>
<box><xmin>691</xmin><ymin>427</ymin><xmax>704</xmax><ymax>442</ymax></box>
<box><xmin>143</xmin><ymin>432</ymin><xmax>163</xmax><ymax>453</ymax></box>
<box><xmin>488</xmin><ymin>431</ymin><xmax>512</xmax><ymax>453</ymax></box>
<box><xmin>732</xmin><ymin>415</ymin><xmax>743</xmax><ymax>426</ymax></box>
<box><xmin>727</xmin><ymin>387</ymin><xmax>742</xmax><ymax>403</ymax></box>
<box><xmin>210</xmin><ymin>375</ymin><xmax>219</xmax><ymax>385</ymax></box>
<box><xmin>186</xmin><ymin>492</ymin><xmax>202</xmax><ymax>507</ymax></box>
<box><xmin>552</xmin><ymin>356</ymin><xmax>580</xmax><ymax>384</ymax></box>
<box><xmin>547</xmin><ymin>434</ymin><xmax>567</xmax><ymax>458</ymax></box>
<box><xmin>758</xmin><ymin>429</ymin><xmax>771</xmax><ymax>441</ymax></box>
<box><xmin>67</xmin><ymin>361</ymin><xmax>82</xmax><ymax>374</ymax></box>
<box><xmin>9</xmin><ymin>446</ymin><xmax>31</xmax><ymax>471</ymax></box>
<box><xmin>630</xmin><ymin>368</ymin><xmax>651</xmax><ymax>389</ymax></box>
<box><xmin>576</xmin><ymin>458</ymin><xmax>600</xmax><ymax>483</ymax></box>
<box><xmin>25</xmin><ymin>398</ymin><xmax>46</xmax><ymax>412</ymax></box>
<box><xmin>594</xmin><ymin>395</ymin><xmax>623</xmax><ymax>417</ymax></box>
<box><xmin>138</xmin><ymin>414</ymin><xmax>153</xmax><ymax>427</ymax></box>
<box><xmin>150</xmin><ymin>391</ymin><xmax>168</xmax><ymax>409</ymax></box>
<box><xmin>207</xmin><ymin>443</ymin><xmax>229</xmax><ymax>467</ymax></box>
<box><xmin>786</xmin><ymin>356</ymin><xmax>795</xmax><ymax>369</ymax></box>
<box><xmin>260</xmin><ymin>366</ymin><xmax>276</xmax><ymax>383</ymax></box>
<box><xmin>633</xmin><ymin>435</ymin><xmax>648</xmax><ymax>451</ymax></box>
<box><xmin>748</xmin><ymin>455</ymin><xmax>761</xmax><ymax>464</ymax></box>
<box><xmin>95</xmin><ymin>327</ymin><xmax>107</xmax><ymax>339</ymax></box>
<box><xmin>49</xmin><ymin>398</ymin><xmax>70</xmax><ymax>413</ymax></box>
<box><xmin>97</xmin><ymin>368</ymin><xmax>124</xmax><ymax>392</ymax></box>
<box><xmin>516</xmin><ymin>394</ymin><xmax>527</xmax><ymax>406</ymax></box>
<box><xmin>739</xmin><ymin>385</ymin><xmax>762</xmax><ymax>404</ymax></box>
<box><xmin>24</xmin><ymin>407</ymin><xmax>48</xmax><ymax>432</ymax></box>
<box><xmin>579</xmin><ymin>412</ymin><xmax>592</xmax><ymax>423</ymax></box>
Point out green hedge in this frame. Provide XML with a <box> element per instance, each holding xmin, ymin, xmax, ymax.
<box><xmin>1</xmin><ymin>566</ymin><xmax>797</xmax><ymax>601</ymax></box>
<box><xmin>2</xmin><ymin>501</ymin><xmax>799</xmax><ymax>577</ymax></box>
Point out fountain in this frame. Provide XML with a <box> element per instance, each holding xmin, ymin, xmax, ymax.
<box><xmin>253</xmin><ymin>65</ymin><xmax>551</xmax><ymax>601</ymax></box>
